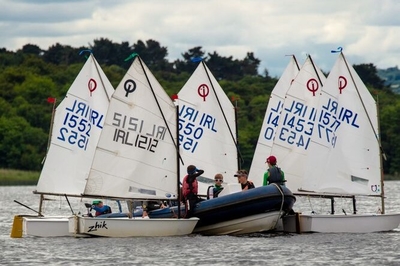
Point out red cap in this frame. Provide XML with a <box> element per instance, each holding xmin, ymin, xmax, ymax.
<box><xmin>266</xmin><ymin>155</ymin><xmax>277</xmax><ymax>165</ymax></box>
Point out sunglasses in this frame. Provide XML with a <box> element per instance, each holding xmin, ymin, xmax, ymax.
<box><xmin>215</xmin><ymin>179</ymin><xmax>223</xmax><ymax>182</ymax></box>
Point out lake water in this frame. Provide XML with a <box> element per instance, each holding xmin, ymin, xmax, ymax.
<box><xmin>1</xmin><ymin>182</ymin><xmax>400</xmax><ymax>265</ymax></box>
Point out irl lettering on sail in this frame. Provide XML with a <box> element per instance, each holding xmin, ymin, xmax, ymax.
<box><xmin>178</xmin><ymin>105</ymin><xmax>218</xmax><ymax>153</ymax></box>
<box><xmin>275</xmin><ymin>99</ymin><xmax>317</xmax><ymax>150</ymax></box>
<box><xmin>321</xmin><ymin>98</ymin><xmax>360</xmax><ymax>128</ymax></box>
<box><xmin>315</xmin><ymin>97</ymin><xmax>360</xmax><ymax>148</ymax></box>
<box><xmin>57</xmin><ymin>99</ymin><xmax>105</xmax><ymax>150</ymax></box>
<box><xmin>263</xmin><ymin>100</ymin><xmax>283</xmax><ymax>141</ymax></box>
<box><xmin>111</xmin><ymin>112</ymin><xmax>167</xmax><ymax>153</ymax></box>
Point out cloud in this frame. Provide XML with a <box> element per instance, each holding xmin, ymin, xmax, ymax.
<box><xmin>1</xmin><ymin>0</ymin><xmax>400</xmax><ymax>76</ymax></box>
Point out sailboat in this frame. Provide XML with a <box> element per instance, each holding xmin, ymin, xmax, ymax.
<box><xmin>146</xmin><ymin>60</ymin><xmax>297</xmax><ymax>235</ymax></box>
<box><xmin>174</xmin><ymin>59</ymin><xmax>240</xmax><ymax>195</ymax></box>
<box><xmin>249</xmin><ymin>55</ymin><xmax>301</xmax><ymax>186</ymax></box>
<box><xmin>68</xmin><ymin>54</ymin><xmax>199</xmax><ymax>237</ymax></box>
<box><xmin>11</xmin><ymin>52</ymin><xmax>115</xmax><ymax>238</ymax></box>
<box><xmin>280</xmin><ymin>50</ymin><xmax>400</xmax><ymax>233</ymax></box>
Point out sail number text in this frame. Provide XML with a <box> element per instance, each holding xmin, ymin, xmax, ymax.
<box><xmin>276</xmin><ymin>100</ymin><xmax>317</xmax><ymax>150</ymax></box>
<box><xmin>263</xmin><ymin>100</ymin><xmax>283</xmax><ymax>141</ymax></box>
<box><xmin>314</xmin><ymin>97</ymin><xmax>360</xmax><ymax>148</ymax></box>
<box><xmin>57</xmin><ymin>99</ymin><xmax>104</xmax><ymax>150</ymax></box>
<box><xmin>111</xmin><ymin>112</ymin><xmax>167</xmax><ymax>153</ymax></box>
<box><xmin>179</xmin><ymin>105</ymin><xmax>217</xmax><ymax>153</ymax></box>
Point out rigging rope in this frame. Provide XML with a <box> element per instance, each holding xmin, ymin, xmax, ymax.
<box><xmin>272</xmin><ymin>183</ymin><xmax>285</xmax><ymax>228</ymax></box>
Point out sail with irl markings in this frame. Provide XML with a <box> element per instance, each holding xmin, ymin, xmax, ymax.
<box><xmin>174</xmin><ymin>60</ymin><xmax>239</xmax><ymax>195</ymax></box>
<box><xmin>249</xmin><ymin>56</ymin><xmax>300</xmax><ymax>187</ymax></box>
<box><xmin>35</xmin><ymin>53</ymin><xmax>114</xmax><ymax>196</ymax></box>
<box><xmin>269</xmin><ymin>55</ymin><xmax>326</xmax><ymax>193</ymax></box>
<box><xmin>280</xmin><ymin>51</ymin><xmax>400</xmax><ymax>234</ymax></box>
<box><xmin>301</xmin><ymin>52</ymin><xmax>381</xmax><ymax>195</ymax></box>
<box><xmin>82</xmin><ymin>54</ymin><xmax>179</xmax><ymax>200</ymax></box>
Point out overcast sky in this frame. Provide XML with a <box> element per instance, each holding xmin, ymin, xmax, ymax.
<box><xmin>1</xmin><ymin>0</ymin><xmax>399</xmax><ymax>77</ymax></box>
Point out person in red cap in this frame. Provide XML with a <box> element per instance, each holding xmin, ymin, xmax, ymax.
<box><xmin>263</xmin><ymin>155</ymin><xmax>285</xmax><ymax>186</ymax></box>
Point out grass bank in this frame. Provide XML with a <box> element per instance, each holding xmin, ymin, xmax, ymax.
<box><xmin>384</xmin><ymin>175</ymin><xmax>399</xmax><ymax>181</ymax></box>
<box><xmin>0</xmin><ymin>169</ymin><xmax>39</xmax><ymax>186</ymax></box>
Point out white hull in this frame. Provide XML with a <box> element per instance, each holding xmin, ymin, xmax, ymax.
<box><xmin>23</xmin><ymin>216</ymin><xmax>70</xmax><ymax>237</ymax></box>
<box><xmin>69</xmin><ymin>215</ymin><xmax>199</xmax><ymax>237</ymax></box>
<box><xmin>282</xmin><ymin>213</ymin><xmax>400</xmax><ymax>233</ymax></box>
<box><xmin>194</xmin><ymin>211</ymin><xmax>282</xmax><ymax>235</ymax></box>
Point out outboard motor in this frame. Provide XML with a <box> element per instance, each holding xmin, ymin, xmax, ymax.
<box><xmin>84</xmin><ymin>203</ymin><xmax>93</xmax><ymax>217</ymax></box>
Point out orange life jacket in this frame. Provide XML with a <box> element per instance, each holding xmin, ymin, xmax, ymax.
<box><xmin>182</xmin><ymin>174</ymin><xmax>198</xmax><ymax>198</ymax></box>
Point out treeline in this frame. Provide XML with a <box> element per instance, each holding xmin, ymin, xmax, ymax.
<box><xmin>1</xmin><ymin>38</ymin><xmax>400</xmax><ymax>176</ymax></box>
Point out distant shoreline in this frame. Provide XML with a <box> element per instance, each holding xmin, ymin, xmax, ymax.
<box><xmin>0</xmin><ymin>168</ymin><xmax>399</xmax><ymax>186</ymax></box>
<box><xmin>0</xmin><ymin>169</ymin><xmax>39</xmax><ymax>186</ymax></box>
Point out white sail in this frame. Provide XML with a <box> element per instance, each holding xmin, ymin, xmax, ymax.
<box><xmin>35</xmin><ymin>54</ymin><xmax>114</xmax><ymax>196</ymax></box>
<box><xmin>175</xmin><ymin>61</ymin><xmax>238</xmax><ymax>195</ymax></box>
<box><xmin>301</xmin><ymin>52</ymin><xmax>381</xmax><ymax>195</ymax></box>
<box><xmin>269</xmin><ymin>56</ymin><xmax>326</xmax><ymax>192</ymax></box>
<box><xmin>249</xmin><ymin>56</ymin><xmax>300</xmax><ymax>187</ymax></box>
<box><xmin>83</xmin><ymin>55</ymin><xmax>179</xmax><ymax>200</ymax></box>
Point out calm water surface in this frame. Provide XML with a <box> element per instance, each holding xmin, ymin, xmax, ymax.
<box><xmin>1</xmin><ymin>182</ymin><xmax>400</xmax><ymax>265</ymax></box>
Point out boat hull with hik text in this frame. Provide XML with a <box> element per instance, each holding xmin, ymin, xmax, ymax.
<box><xmin>68</xmin><ymin>216</ymin><xmax>199</xmax><ymax>237</ymax></box>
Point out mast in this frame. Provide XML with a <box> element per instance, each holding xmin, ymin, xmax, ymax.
<box><xmin>234</xmin><ymin>99</ymin><xmax>241</xmax><ymax>170</ymax></box>
<box><xmin>377</xmin><ymin>96</ymin><xmax>385</xmax><ymax>213</ymax></box>
<box><xmin>46</xmin><ymin>98</ymin><xmax>57</xmax><ymax>153</ymax></box>
<box><xmin>176</xmin><ymin>105</ymin><xmax>181</xmax><ymax>218</ymax></box>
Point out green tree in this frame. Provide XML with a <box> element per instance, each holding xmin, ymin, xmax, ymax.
<box><xmin>354</xmin><ymin>63</ymin><xmax>386</xmax><ymax>90</ymax></box>
<box><xmin>174</xmin><ymin>46</ymin><xmax>206</xmax><ymax>74</ymax></box>
<box><xmin>1</xmin><ymin>39</ymin><xmax>400</xmax><ymax>176</ymax></box>
<box><xmin>0</xmin><ymin>116</ymin><xmax>47</xmax><ymax>170</ymax></box>
<box><xmin>379</xmin><ymin>96</ymin><xmax>400</xmax><ymax>175</ymax></box>
<box><xmin>20</xmin><ymin>44</ymin><xmax>42</xmax><ymax>56</ymax></box>
<box><xmin>90</xmin><ymin>38</ymin><xmax>129</xmax><ymax>67</ymax></box>
<box><xmin>42</xmin><ymin>43</ymin><xmax>82</xmax><ymax>65</ymax></box>
<box><xmin>132</xmin><ymin>39</ymin><xmax>171</xmax><ymax>71</ymax></box>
